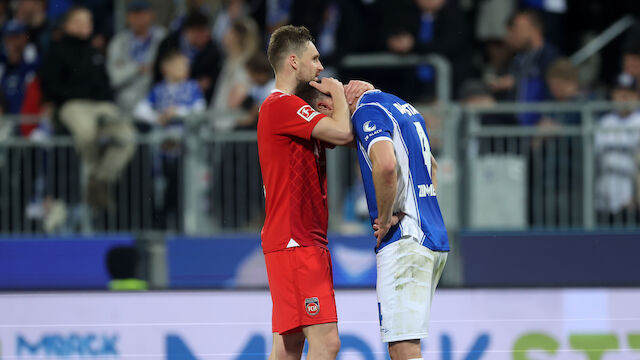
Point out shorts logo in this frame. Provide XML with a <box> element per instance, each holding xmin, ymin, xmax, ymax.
<box><xmin>305</xmin><ymin>297</ymin><xmax>320</xmax><ymax>316</ymax></box>
<box><xmin>297</xmin><ymin>105</ymin><xmax>320</xmax><ymax>122</ymax></box>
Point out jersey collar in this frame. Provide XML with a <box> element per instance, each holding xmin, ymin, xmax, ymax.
<box><xmin>355</xmin><ymin>89</ymin><xmax>381</xmax><ymax>109</ymax></box>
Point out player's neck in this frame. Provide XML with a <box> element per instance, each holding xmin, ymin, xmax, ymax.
<box><xmin>274</xmin><ymin>73</ymin><xmax>297</xmax><ymax>94</ymax></box>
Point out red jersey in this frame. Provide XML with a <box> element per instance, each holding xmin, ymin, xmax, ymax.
<box><xmin>258</xmin><ymin>89</ymin><xmax>330</xmax><ymax>254</ymax></box>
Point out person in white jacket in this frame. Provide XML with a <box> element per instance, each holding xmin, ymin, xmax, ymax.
<box><xmin>107</xmin><ymin>0</ymin><xmax>166</xmax><ymax>113</ymax></box>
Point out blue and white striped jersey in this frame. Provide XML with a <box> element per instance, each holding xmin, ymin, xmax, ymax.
<box><xmin>352</xmin><ymin>90</ymin><xmax>449</xmax><ymax>252</ymax></box>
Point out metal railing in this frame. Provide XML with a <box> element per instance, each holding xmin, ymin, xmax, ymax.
<box><xmin>3</xmin><ymin>101</ymin><xmax>640</xmax><ymax>235</ymax></box>
<box><xmin>342</xmin><ymin>53</ymin><xmax>452</xmax><ymax>104</ymax></box>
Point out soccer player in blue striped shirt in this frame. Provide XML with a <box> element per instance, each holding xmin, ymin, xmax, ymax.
<box><xmin>297</xmin><ymin>83</ymin><xmax>450</xmax><ymax>360</ymax></box>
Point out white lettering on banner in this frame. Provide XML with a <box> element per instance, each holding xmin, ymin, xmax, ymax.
<box><xmin>1</xmin><ymin>289</ymin><xmax>639</xmax><ymax>359</ymax></box>
<box><xmin>296</xmin><ymin>105</ymin><xmax>320</xmax><ymax>122</ymax></box>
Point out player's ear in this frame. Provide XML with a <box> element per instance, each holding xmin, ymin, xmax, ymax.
<box><xmin>317</xmin><ymin>100</ymin><xmax>333</xmax><ymax>114</ymax></box>
<box><xmin>288</xmin><ymin>54</ymin><xmax>297</xmax><ymax>70</ymax></box>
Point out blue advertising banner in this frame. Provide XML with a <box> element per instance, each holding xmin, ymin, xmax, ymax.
<box><xmin>460</xmin><ymin>231</ymin><xmax>640</xmax><ymax>287</ymax></box>
<box><xmin>0</xmin><ymin>235</ymin><xmax>134</xmax><ymax>290</ymax></box>
<box><xmin>167</xmin><ymin>234</ymin><xmax>378</xmax><ymax>289</ymax></box>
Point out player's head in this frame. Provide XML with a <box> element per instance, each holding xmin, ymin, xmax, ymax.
<box><xmin>507</xmin><ymin>10</ymin><xmax>543</xmax><ymax>51</ymax></box>
<box><xmin>295</xmin><ymin>81</ymin><xmax>334</xmax><ymax>117</ymax></box>
<box><xmin>267</xmin><ymin>25</ymin><xmax>323</xmax><ymax>83</ymax></box>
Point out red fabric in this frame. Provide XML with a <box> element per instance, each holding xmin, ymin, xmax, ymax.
<box><xmin>265</xmin><ymin>246</ymin><xmax>337</xmax><ymax>334</ymax></box>
<box><xmin>19</xmin><ymin>77</ymin><xmax>43</xmax><ymax>137</ymax></box>
<box><xmin>257</xmin><ymin>90</ymin><xmax>330</xmax><ymax>254</ymax></box>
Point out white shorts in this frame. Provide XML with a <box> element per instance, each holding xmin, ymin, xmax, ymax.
<box><xmin>376</xmin><ymin>237</ymin><xmax>448</xmax><ymax>343</ymax></box>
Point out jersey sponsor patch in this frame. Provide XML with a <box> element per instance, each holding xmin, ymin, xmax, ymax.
<box><xmin>363</xmin><ymin>121</ymin><xmax>377</xmax><ymax>132</ymax></box>
<box><xmin>305</xmin><ymin>297</ymin><xmax>320</xmax><ymax>315</ymax></box>
<box><xmin>297</xmin><ymin>105</ymin><xmax>321</xmax><ymax>122</ymax></box>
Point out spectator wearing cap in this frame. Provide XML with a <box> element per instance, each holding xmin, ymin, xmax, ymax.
<box><xmin>594</xmin><ymin>73</ymin><xmax>640</xmax><ymax>223</ymax></box>
<box><xmin>40</xmin><ymin>6</ymin><xmax>136</xmax><ymax>211</ymax></box>
<box><xmin>153</xmin><ymin>10</ymin><xmax>222</xmax><ymax>103</ymax></box>
<box><xmin>0</xmin><ymin>20</ymin><xmax>39</xmax><ymax>114</ymax></box>
<box><xmin>14</xmin><ymin>0</ymin><xmax>51</xmax><ymax>54</ymax></box>
<box><xmin>488</xmin><ymin>9</ymin><xmax>560</xmax><ymax>125</ymax></box>
<box><xmin>107</xmin><ymin>0</ymin><xmax>166</xmax><ymax>113</ymax></box>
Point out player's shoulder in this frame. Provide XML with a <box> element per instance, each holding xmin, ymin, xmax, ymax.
<box><xmin>353</xmin><ymin>91</ymin><xmax>395</xmax><ymax>120</ymax></box>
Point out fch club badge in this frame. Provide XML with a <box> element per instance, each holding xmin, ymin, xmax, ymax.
<box><xmin>305</xmin><ymin>297</ymin><xmax>319</xmax><ymax>316</ymax></box>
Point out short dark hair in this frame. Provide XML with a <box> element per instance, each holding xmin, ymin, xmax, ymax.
<box><xmin>183</xmin><ymin>10</ymin><xmax>210</xmax><ymax>29</ymax></box>
<box><xmin>267</xmin><ymin>25</ymin><xmax>314</xmax><ymax>72</ymax></box>
<box><xmin>294</xmin><ymin>81</ymin><xmax>328</xmax><ymax>108</ymax></box>
<box><xmin>161</xmin><ymin>49</ymin><xmax>185</xmax><ymax>64</ymax></box>
<box><xmin>509</xmin><ymin>9</ymin><xmax>544</xmax><ymax>32</ymax></box>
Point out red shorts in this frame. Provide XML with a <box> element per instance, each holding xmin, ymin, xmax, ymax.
<box><xmin>265</xmin><ymin>246</ymin><xmax>337</xmax><ymax>334</ymax></box>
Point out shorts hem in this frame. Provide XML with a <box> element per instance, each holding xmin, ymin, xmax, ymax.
<box><xmin>301</xmin><ymin>317</ymin><xmax>337</xmax><ymax>327</ymax></box>
<box><xmin>275</xmin><ymin>317</ymin><xmax>338</xmax><ymax>335</ymax></box>
<box><xmin>382</xmin><ymin>332</ymin><xmax>429</xmax><ymax>343</ymax></box>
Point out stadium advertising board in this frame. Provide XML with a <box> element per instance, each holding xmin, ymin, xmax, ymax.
<box><xmin>1</xmin><ymin>289</ymin><xmax>639</xmax><ymax>359</ymax></box>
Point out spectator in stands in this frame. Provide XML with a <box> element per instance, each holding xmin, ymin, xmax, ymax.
<box><xmin>594</xmin><ymin>73</ymin><xmax>640</xmax><ymax>225</ymax></box>
<box><xmin>489</xmin><ymin>10</ymin><xmax>560</xmax><ymax>124</ymax></box>
<box><xmin>379</xmin><ymin>0</ymin><xmax>471</xmax><ymax>100</ymax></box>
<box><xmin>107</xmin><ymin>0</ymin><xmax>166</xmax><ymax>113</ymax></box>
<box><xmin>521</xmin><ymin>0</ymin><xmax>567</xmax><ymax>52</ymax></box>
<box><xmin>134</xmin><ymin>50</ymin><xmax>206</xmax><ymax>228</ymax></box>
<box><xmin>154</xmin><ymin>10</ymin><xmax>222</xmax><ymax>102</ymax></box>
<box><xmin>0</xmin><ymin>20</ymin><xmax>39</xmax><ymax>115</ymax></box>
<box><xmin>475</xmin><ymin>0</ymin><xmax>514</xmax><ymax>100</ymax></box>
<box><xmin>211</xmin><ymin>0</ymin><xmax>248</xmax><ymax>50</ymax></box>
<box><xmin>235</xmin><ymin>53</ymin><xmax>274</xmax><ymax>129</ymax></box>
<box><xmin>135</xmin><ymin>50</ymin><xmax>206</xmax><ymax>128</ymax></box>
<box><xmin>14</xmin><ymin>0</ymin><xmax>51</xmax><ymax>53</ymax></box>
<box><xmin>542</xmin><ymin>58</ymin><xmax>588</xmax><ymax>125</ymax></box>
<box><xmin>40</xmin><ymin>6</ymin><xmax>136</xmax><ymax>211</ymax></box>
<box><xmin>210</xmin><ymin>17</ymin><xmax>259</xmax><ymax>131</ymax></box>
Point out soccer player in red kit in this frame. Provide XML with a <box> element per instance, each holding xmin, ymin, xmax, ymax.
<box><xmin>259</xmin><ymin>25</ymin><xmax>367</xmax><ymax>359</ymax></box>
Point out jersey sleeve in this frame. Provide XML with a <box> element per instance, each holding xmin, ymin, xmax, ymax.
<box><xmin>271</xmin><ymin>94</ymin><xmax>326</xmax><ymax>140</ymax></box>
<box><xmin>352</xmin><ymin>104</ymin><xmax>394</xmax><ymax>155</ymax></box>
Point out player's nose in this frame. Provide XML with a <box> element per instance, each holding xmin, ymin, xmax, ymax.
<box><xmin>317</xmin><ymin>60</ymin><xmax>324</xmax><ymax>73</ymax></box>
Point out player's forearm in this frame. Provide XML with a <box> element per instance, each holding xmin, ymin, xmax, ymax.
<box><xmin>373</xmin><ymin>165</ymin><xmax>397</xmax><ymax>226</ymax></box>
<box><xmin>329</xmin><ymin>88</ymin><xmax>352</xmax><ymax>134</ymax></box>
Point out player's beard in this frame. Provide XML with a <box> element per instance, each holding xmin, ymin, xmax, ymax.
<box><xmin>295</xmin><ymin>68</ymin><xmax>317</xmax><ymax>87</ymax></box>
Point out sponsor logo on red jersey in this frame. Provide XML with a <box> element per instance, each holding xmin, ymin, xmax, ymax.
<box><xmin>297</xmin><ymin>105</ymin><xmax>320</xmax><ymax>122</ymax></box>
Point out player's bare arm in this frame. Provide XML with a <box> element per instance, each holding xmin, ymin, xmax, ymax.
<box><xmin>369</xmin><ymin>140</ymin><xmax>400</xmax><ymax>247</ymax></box>
<box><xmin>309</xmin><ymin>77</ymin><xmax>353</xmax><ymax>145</ymax></box>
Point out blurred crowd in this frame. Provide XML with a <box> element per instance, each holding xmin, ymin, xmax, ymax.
<box><xmin>1</xmin><ymin>0</ymin><xmax>640</xmax><ymax>231</ymax></box>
